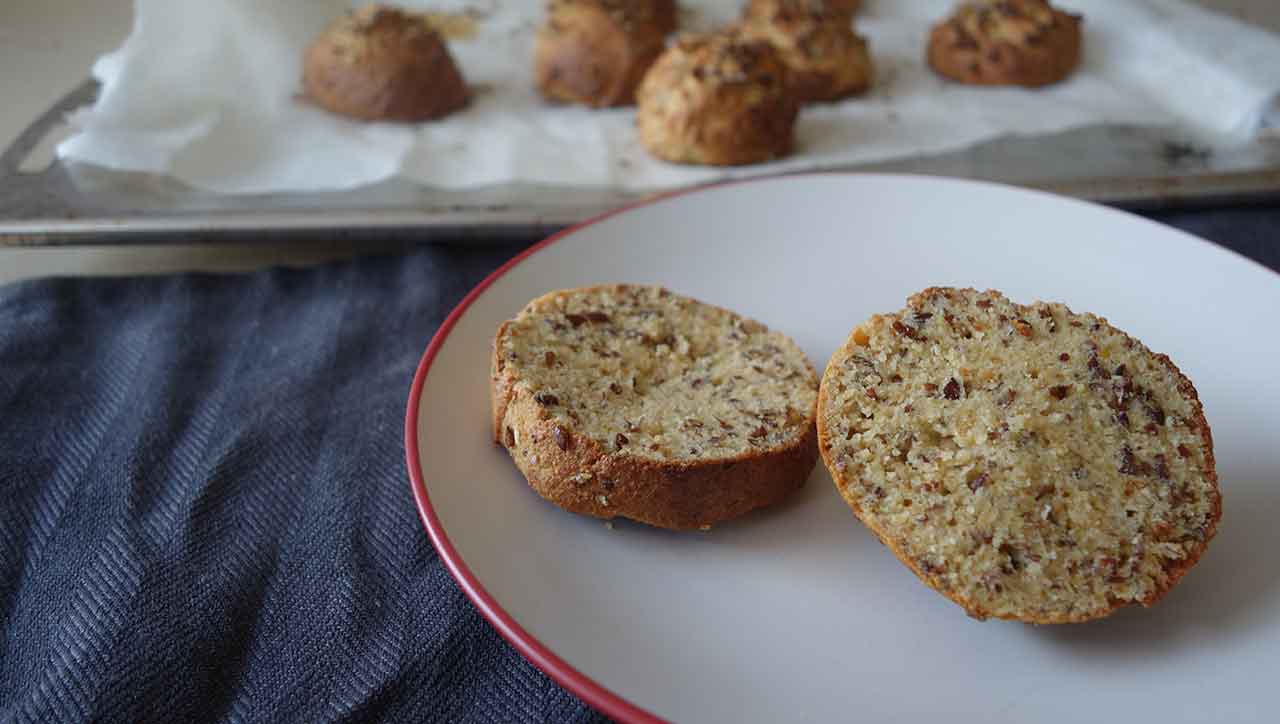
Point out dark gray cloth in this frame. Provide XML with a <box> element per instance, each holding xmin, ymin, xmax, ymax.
<box><xmin>0</xmin><ymin>243</ymin><xmax>603</xmax><ymax>723</ymax></box>
<box><xmin>1143</xmin><ymin>205</ymin><xmax>1280</xmax><ymax>272</ymax></box>
<box><xmin>0</xmin><ymin>207</ymin><xmax>1274</xmax><ymax>723</ymax></box>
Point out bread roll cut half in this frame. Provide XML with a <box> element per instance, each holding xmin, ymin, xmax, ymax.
<box><xmin>493</xmin><ymin>285</ymin><xmax>819</xmax><ymax>530</ymax></box>
<box><xmin>818</xmin><ymin>287</ymin><xmax>1220</xmax><ymax>623</ymax></box>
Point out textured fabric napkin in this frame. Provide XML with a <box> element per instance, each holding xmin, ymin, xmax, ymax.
<box><xmin>0</xmin><ymin>208</ymin><xmax>1275</xmax><ymax>723</ymax></box>
<box><xmin>0</xmin><ymin>243</ymin><xmax>604</xmax><ymax>723</ymax></box>
<box><xmin>57</xmin><ymin>0</ymin><xmax>1280</xmax><ymax>193</ymax></box>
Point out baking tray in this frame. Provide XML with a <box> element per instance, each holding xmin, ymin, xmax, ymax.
<box><xmin>2</xmin><ymin>77</ymin><xmax>1279</xmax><ymax>246</ymax></box>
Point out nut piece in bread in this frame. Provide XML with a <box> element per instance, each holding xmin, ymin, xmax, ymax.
<box><xmin>534</xmin><ymin>0</ymin><xmax>678</xmax><ymax>108</ymax></box>
<box><xmin>927</xmin><ymin>0</ymin><xmax>1083</xmax><ymax>87</ymax></box>
<box><xmin>817</xmin><ymin>288</ymin><xmax>1220</xmax><ymax>623</ymax></box>
<box><xmin>492</xmin><ymin>285</ymin><xmax>819</xmax><ymax>530</ymax></box>
<box><xmin>739</xmin><ymin>4</ymin><xmax>874</xmax><ymax>103</ymax></box>
<box><xmin>636</xmin><ymin>30</ymin><xmax>800</xmax><ymax>166</ymax></box>
<box><xmin>302</xmin><ymin>4</ymin><xmax>469</xmax><ymax>122</ymax></box>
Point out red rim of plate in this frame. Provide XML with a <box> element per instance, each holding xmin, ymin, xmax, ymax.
<box><xmin>403</xmin><ymin>180</ymin><xmax>719</xmax><ymax>723</ymax></box>
<box><xmin>403</xmin><ymin>173</ymin><xmax>1278</xmax><ymax>723</ymax></box>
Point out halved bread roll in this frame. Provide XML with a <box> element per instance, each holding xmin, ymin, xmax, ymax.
<box><xmin>818</xmin><ymin>287</ymin><xmax>1220</xmax><ymax>623</ymax></box>
<box><xmin>492</xmin><ymin>285</ymin><xmax>819</xmax><ymax>530</ymax></box>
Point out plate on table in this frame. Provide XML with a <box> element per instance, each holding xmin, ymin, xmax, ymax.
<box><xmin>405</xmin><ymin>174</ymin><xmax>1280</xmax><ymax>723</ymax></box>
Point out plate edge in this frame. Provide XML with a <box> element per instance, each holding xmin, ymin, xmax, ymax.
<box><xmin>403</xmin><ymin>171</ymin><xmax>1278</xmax><ymax>723</ymax></box>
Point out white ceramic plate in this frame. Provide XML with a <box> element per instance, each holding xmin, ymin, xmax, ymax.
<box><xmin>406</xmin><ymin>174</ymin><xmax>1280</xmax><ymax>723</ymax></box>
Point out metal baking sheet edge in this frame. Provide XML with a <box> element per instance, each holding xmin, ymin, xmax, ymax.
<box><xmin>2</xmin><ymin>79</ymin><xmax>1278</xmax><ymax>247</ymax></box>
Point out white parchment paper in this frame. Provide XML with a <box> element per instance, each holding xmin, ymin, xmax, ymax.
<box><xmin>58</xmin><ymin>0</ymin><xmax>1280</xmax><ymax>194</ymax></box>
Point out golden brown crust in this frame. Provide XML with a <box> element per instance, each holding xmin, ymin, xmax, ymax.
<box><xmin>926</xmin><ymin>0</ymin><xmax>1082</xmax><ymax>88</ymax></box>
<box><xmin>491</xmin><ymin>284</ymin><xmax>819</xmax><ymax>530</ymax></box>
<box><xmin>302</xmin><ymin>5</ymin><xmax>469</xmax><ymax>122</ymax></box>
<box><xmin>1138</xmin><ymin>352</ymin><xmax>1221</xmax><ymax>607</ymax></box>
<box><xmin>636</xmin><ymin>30</ymin><xmax>800</xmax><ymax>166</ymax></box>
<box><xmin>491</xmin><ymin>319</ymin><xmax>516</xmax><ymax>445</ymax></box>
<box><xmin>738</xmin><ymin>6</ymin><xmax>873</xmax><ymax>103</ymax></box>
<box><xmin>500</xmin><ymin>391</ymin><xmax>818</xmax><ymax>530</ymax></box>
<box><xmin>534</xmin><ymin>0</ymin><xmax>677</xmax><ymax>107</ymax></box>
<box><xmin>818</xmin><ymin>287</ymin><xmax>1221</xmax><ymax>623</ymax></box>
<box><xmin>743</xmin><ymin>0</ymin><xmax>862</xmax><ymax>25</ymax></box>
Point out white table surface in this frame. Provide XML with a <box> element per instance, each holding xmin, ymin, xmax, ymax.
<box><xmin>1</xmin><ymin>0</ymin><xmax>1274</xmax><ymax>287</ymax></box>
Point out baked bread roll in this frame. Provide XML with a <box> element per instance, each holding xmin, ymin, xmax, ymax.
<box><xmin>743</xmin><ymin>0</ymin><xmax>862</xmax><ymax>24</ymax></box>
<box><xmin>534</xmin><ymin>0</ymin><xmax>678</xmax><ymax>107</ymax></box>
<box><xmin>739</xmin><ymin>4</ymin><xmax>874</xmax><ymax>102</ymax></box>
<box><xmin>927</xmin><ymin>0</ymin><xmax>1083</xmax><ymax>87</ymax></box>
<box><xmin>302</xmin><ymin>4</ymin><xmax>469</xmax><ymax>122</ymax></box>
<box><xmin>492</xmin><ymin>285</ymin><xmax>819</xmax><ymax>530</ymax></box>
<box><xmin>636</xmin><ymin>30</ymin><xmax>800</xmax><ymax>166</ymax></box>
<box><xmin>817</xmin><ymin>288</ymin><xmax>1220</xmax><ymax>623</ymax></box>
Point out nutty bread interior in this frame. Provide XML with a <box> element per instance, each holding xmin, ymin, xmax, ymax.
<box><xmin>493</xmin><ymin>284</ymin><xmax>820</xmax><ymax>529</ymax></box>
<box><xmin>818</xmin><ymin>287</ymin><xmax>1220</xmax><ymax>622</ymax></box>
